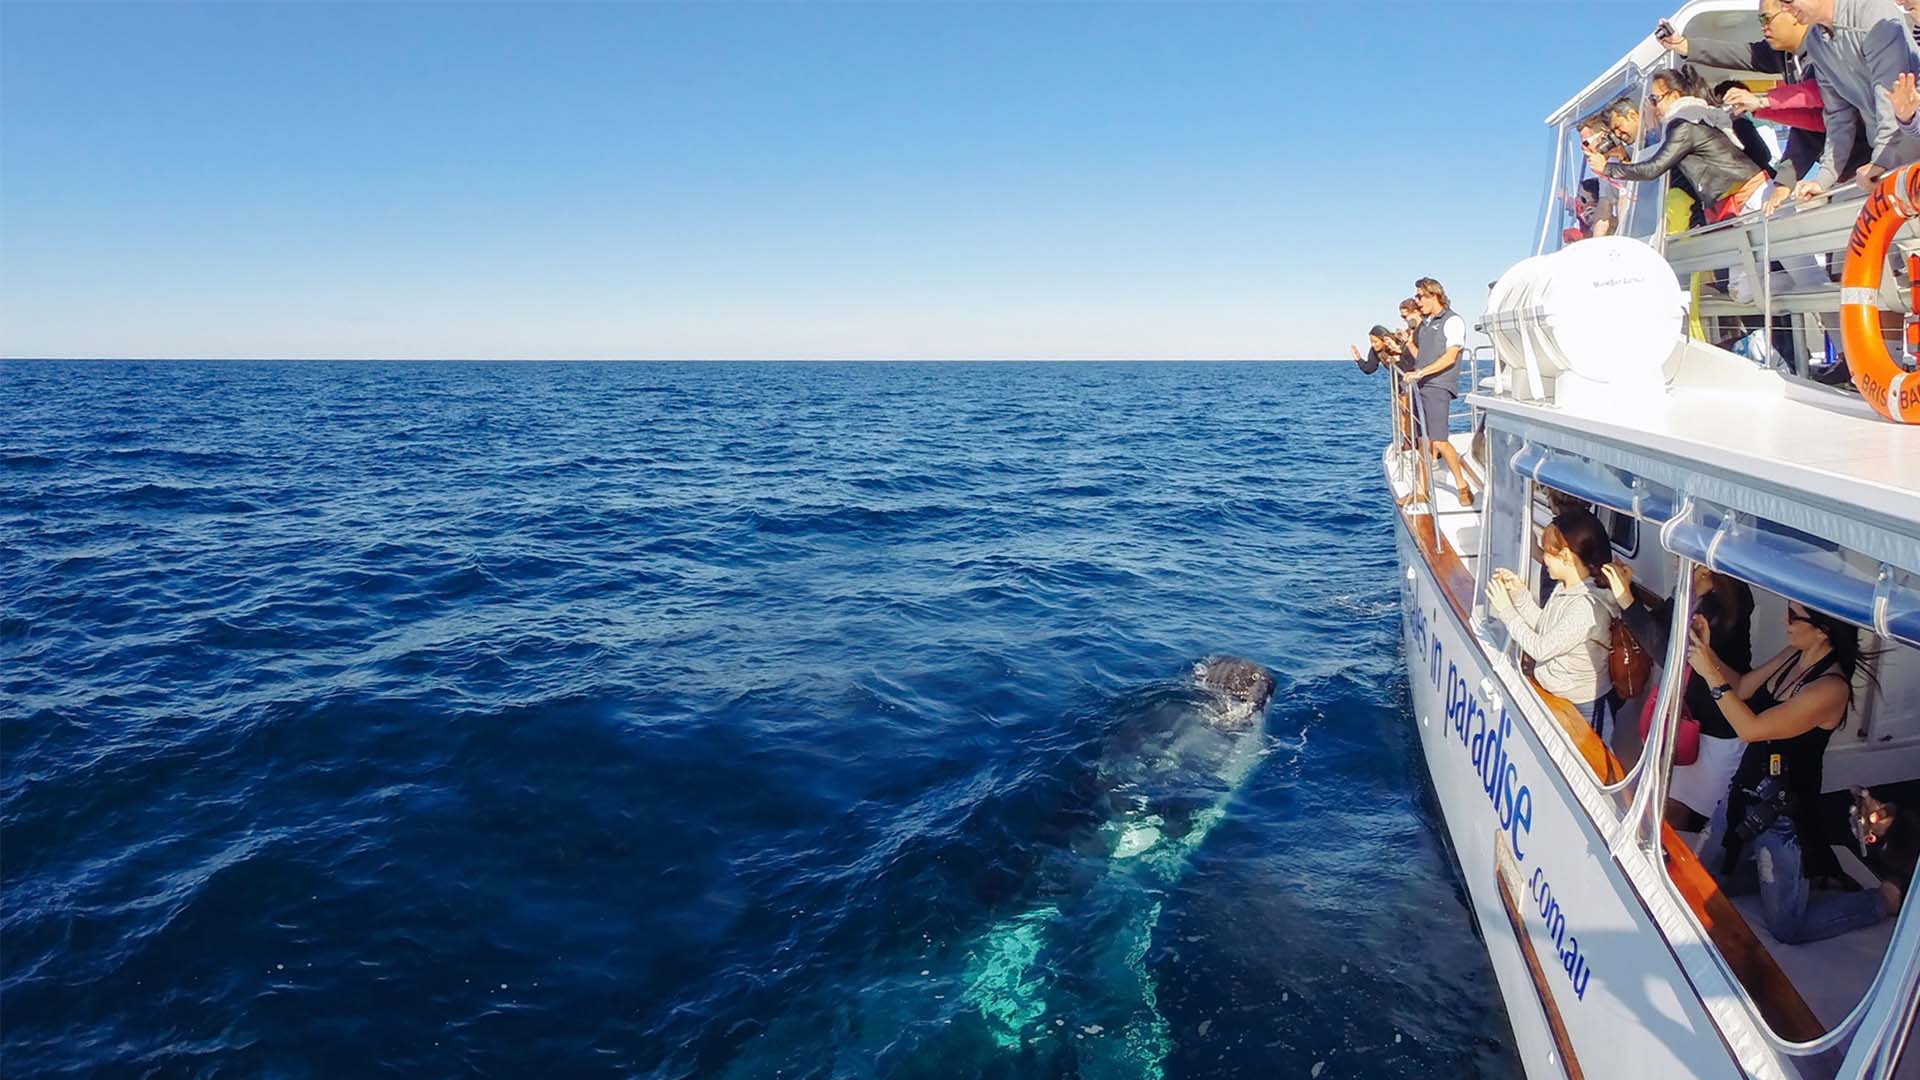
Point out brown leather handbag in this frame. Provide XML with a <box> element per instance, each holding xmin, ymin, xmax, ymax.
<box><xmin>1609</xmin><ymin>619</ymin><xmax>1653</xmax><ymax>698</ymax></box>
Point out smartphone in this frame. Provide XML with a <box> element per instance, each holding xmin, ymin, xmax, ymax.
<box><xmin>1655</xmin><ymin>18</ymin><xmax>1676</xmax><ymax>40</ymax></box>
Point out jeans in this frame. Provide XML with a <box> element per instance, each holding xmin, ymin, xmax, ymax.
<box><xmin>1698</xmin><ymin>802</ymin><xmax>1886</xmax><ymax>945</ymax></box>
<box><xmin>1579</xmin><ymin>695</ymin><xmax>1612</xmax><ymax>743</ymax></box>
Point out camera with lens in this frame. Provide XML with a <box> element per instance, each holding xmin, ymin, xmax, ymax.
<box><xmin>1734</xmin><ymin>775</ymin><xmax>1794</xmax><ymax>842</ymax></box>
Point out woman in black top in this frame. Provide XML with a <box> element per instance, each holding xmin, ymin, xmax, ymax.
<box><xmin>1687</xmin><ymin>603</ymin><xmax>1901</xmax><ymax>944</ymax></box>
<box><xmin>1606</xmin><ymin>563</ymin><xmax>1753</xmax><ymax>831</ymax></box>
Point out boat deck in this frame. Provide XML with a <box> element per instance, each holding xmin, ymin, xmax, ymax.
<box><xmin>1730</xmin><ymin>887</ymin><xmax>1902</xmax><ymax>1037</ymax></box>
<box><xmin>1393</xmin><ymin>431</ymin><xmax>1481</xmax><ymax>573</ymax></box>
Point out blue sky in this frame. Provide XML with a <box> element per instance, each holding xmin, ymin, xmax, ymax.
<box><xmin>1</xmin><ymin>0</ymin><xmax>1681</xmax><ymax>360</ymax></box>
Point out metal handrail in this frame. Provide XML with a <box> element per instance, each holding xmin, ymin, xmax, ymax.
<box><xmin>1607</xmin><ymin>502</ymin><xmax>1695</xmax><ymax>834</ymax></box>
<box><xmin>1666</xmin><ymin>181</ymin><xmax>1869</xmax><ymax>249</ymax></box>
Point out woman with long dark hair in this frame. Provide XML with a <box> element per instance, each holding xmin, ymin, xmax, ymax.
<box><xmin>1688</xmin><ymin>602</ymin><xmax>1902</xmax><ymax>943</ymax></box>
<box><xmin>1486</xmin><ymin>509</ymin><xmax>1622</xmax><ymax>735</ymax></box>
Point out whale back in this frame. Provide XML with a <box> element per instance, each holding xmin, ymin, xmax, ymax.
<box><xmin>1086</xmin><ymin>657</ymin><xmax>1274</xmax><ymax>833</ymax></box>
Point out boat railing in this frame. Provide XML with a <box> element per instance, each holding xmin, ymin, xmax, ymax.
<box><xmin>1660</xmin><ymin>181</ymin><xmax>1920</xmax><ymax>385</ymax></box>
<box><xmin>1385</xmin><ymin>343</ymin><xmax>1489</xmax><ymax>534</ymax></box>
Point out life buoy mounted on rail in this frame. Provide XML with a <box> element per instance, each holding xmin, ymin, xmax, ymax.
<box><xmin>1840</xmin><ymin>162</ymin><xmax>1920</xmax><ymax>423</ymax></box>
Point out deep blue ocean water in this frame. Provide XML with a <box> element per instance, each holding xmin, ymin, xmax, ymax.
<box><xmin>2</xmin><ymin>360</ymin><xmax>1519</xmax><ymax>1079</ymax></box>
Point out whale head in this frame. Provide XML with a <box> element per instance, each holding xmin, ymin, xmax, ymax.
<box><xmin>1192</xmin><ymin>656</ymin><xmax>1275</xmax><ymax>730</ymax></box>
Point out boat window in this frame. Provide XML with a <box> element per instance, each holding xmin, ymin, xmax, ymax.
<box><xmin>1600</xmin><ymin>506</ymin><xmax>1637</xmax><ymax>558</ymax></box>
<box><xmin>1475</xmin><ymin>428</ymin><xmax>1534</xmax><ymax>659</ymax></box>
<box><xmin>1638</xmin><ymin>565</ymin><xmax>1920</xmax><ymax>1053</ymax></box>
<box><xmin>1471</xmin><ymin>445</ymin><xmax>1645</xmax><ymax>788</ymax></box>
<box><xmin>1661</xmin><ymin>507</ymin><xmax>1920</xmax><ymax>651</ymax></box>
<box><xmin>1540</xmin><ymin>68</ymin><xmax>1665</xmax><ymax>254</ymax></box>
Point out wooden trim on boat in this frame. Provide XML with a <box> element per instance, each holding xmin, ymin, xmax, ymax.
<box><xmin>1401</xmin><ymin>506</ymin><xmax>1828</xmax><ymax>1045</ymax></box>
<box><xmin>1496</xmin><ymin>837</ymin><xmax>1584</xmax><ymax>1080</ymax></box>
<box><xmin>1658</xmin><ymin>831</ymin><xmax>1825</xmax><ymax>1042</ymax></box>
<box><xmin>1406</xmin><ymin>513</ymin><xmax>1476</xmax><ymax>621</ymax></box>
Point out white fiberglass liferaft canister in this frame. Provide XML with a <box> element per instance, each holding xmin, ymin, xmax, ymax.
<box><xmin>1481</xmin><ymin>237</ymin><xmax>1690</xmax><ymax>409</ymax></box>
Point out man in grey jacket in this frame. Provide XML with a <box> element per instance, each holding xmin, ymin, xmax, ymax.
<box><xmin>1789</xmin><ymin>0</ymin><xmax>1920</xmax><ymax>202</ymax></box>
<box><xmin>1660</xmin><ymin>0</ymin><xmax>1837</xmax><ymax>191</ymax></box>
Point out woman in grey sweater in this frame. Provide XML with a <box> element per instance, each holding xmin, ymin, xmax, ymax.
<box><xmin>1486</xmin><ymin>509</ymin><xmax>1623</xmax><ymax>736</ymax></box>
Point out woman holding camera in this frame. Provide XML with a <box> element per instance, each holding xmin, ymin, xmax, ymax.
<box><xmin>1485</xmin><ymin>509</ymin><xmax>1620</xmax><ymax>736</ymax></box>
<box><xmin>1687</xmin><ymin>602</ymin><xmax>1901</xmax><ymax>943</ymax></box>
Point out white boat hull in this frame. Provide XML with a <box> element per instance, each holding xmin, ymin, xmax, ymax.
<box><xmin>1392</xmin><ymin>505</ymin><xmax>1779</xmax><ymax>1080</ymax></box>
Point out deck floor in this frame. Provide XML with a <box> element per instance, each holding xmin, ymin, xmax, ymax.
<box><xmin>1388</xmin><ymin>434</ymin><xmax>1482</xmax><ymax>584</ymax></box>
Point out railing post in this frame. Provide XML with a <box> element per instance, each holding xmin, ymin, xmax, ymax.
<box><xmin>1762</xmin><ymin>184</ymin><xmax>1774</xmax><ymax>367</ymax></box>
<box><xmin>1538</xmin><ymin>124</ymin><xmax>1569</xmax><ymax>257</ymax></box>
<box><xmin>1613</xmin><ymin>498</ymin><xmax>1697</xmax><ymax>859</ymax></box>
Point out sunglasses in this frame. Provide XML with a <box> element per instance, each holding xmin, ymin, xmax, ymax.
<box><xmin>1787</xmin><ymin>608</ymin><xmax>1812</xmax><ymax>624</ymax></box>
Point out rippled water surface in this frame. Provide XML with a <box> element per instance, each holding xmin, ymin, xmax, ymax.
<box><xmin>2</xmin><ymin>360</ymin><xmax>1518</xmax><ymax>1078</ymax></box>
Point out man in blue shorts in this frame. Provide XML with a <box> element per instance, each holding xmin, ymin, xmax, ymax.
<box><xmin>1406</xmin><ymin>277</ymin><xmax>1476</xmax><ymax>508</ymax></box>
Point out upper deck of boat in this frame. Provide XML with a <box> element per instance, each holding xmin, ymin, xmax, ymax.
<box><xmin>1476</xmin><ymin>361</ymin><xmax>1920</xmax><ymax>535</ymax></box>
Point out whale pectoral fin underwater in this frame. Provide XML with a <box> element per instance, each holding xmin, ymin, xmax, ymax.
<box><xmin>962</xmin><ymin>902</ymin><xmax>1062</xmax><ymax>1049</ymax></box>
<box><xmin>1072</xmin><ymin>898</ymin><xmax>1174</xmax><ymax>1080</ymax></box>
<box><xmin>1108</xmin><ymin>817</ymin><xmax>1164</xmax><ymax>860</ymax></box>
<box><xmin>958</xmin><ymin>660</ymin><xmax>1276</xmax><ymax>1064</ymax></box>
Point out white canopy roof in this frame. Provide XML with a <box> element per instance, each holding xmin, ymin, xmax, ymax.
<box><xmin>1545</xmin><ymin>0</ymin><xmax>1790</xmax><ymax>125</ymax></box>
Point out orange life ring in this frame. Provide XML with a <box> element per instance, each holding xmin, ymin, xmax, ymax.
<box><xmin>1840</xmin><ymin>163</ymin><xmax>1920</xmax><ymax>423</ymax></box>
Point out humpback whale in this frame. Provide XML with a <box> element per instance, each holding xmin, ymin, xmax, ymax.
<box><xmin>710</xmin><ymin>657</ymin><xmax>1277</xmax><ymax>1080</ymax></box>
<box><xmin>961</xmin><ymin>656</ymin><xmax>1275</xmax><ymax>1078</ymax></box>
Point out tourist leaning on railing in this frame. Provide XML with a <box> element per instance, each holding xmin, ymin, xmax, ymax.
<box><xmin>1686</xmin><ymin>603</ymin><xmax>1903</xmax><ymax>944</ymax></box>
<box><xmin>1398</xmin><ymin>296</ymin><xmax>1421</xmax><ymax>335</ymax></box>
<box><xmin>1350</xmin><ymin>324</ymin><xmax>1415</xmax><ymax>376</ymax></box>
<box><xmin>1577</xmin><ymin>119</ymin><xmax>1635</xmax><ymax>236</ymax></box>
<box><xmin>1590</xmin><ymin>69</ymin><xmax>1770</xmax><ymax>224</ymax></box>
<box><xmin>1723</xmin><ymin>81</ymin><xmax>1836</xmax><ymax>204</ymax></box>
<box><xmin>1352</xmin><ymin>324</ymin><xmax>1417</xmax><ymax>451</ymax></box>
<box><xmin>1485</xmin><ymin>510</ymin><xmax>1622</xmax><ymax>737</ymax></box>
<box><xmin>1789</xmin><ymin>0</ymin><xmax>1920</xmax><ymax>202</ymax></box>
<box><xmin>1715</xmin><ymin>79</ymin><xmax>1786</xmax><ymax>177</ymax></box>
<box><xmin>1659</xmin><ymin>0</ymin><xmax>1836</xmax><ymax>193</ymax></box>
<box><xmin>1562</xmin><ymin>179</ymin><xmax>1603</xmax><ymax>244</ymax></box>
<box><xmin>1603</xmin><ymin>96</ymin><xmax>1709</xmax><ymax>231</ymax></box>
<box><xmin>1603</xmin><ymin>561</ymin><xmax>1756</xmax><ymax>833</ymax></box>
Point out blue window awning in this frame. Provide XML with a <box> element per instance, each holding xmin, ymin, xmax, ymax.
<box><xmin>1664</xmin><ymin>514</ymin><xmax>1920</xmax><ymax>649</ymax></box>
<box><xmin>1512</xmin><ymin>443</ymin><xmax>1678</xmax><ymax>524</ymax></box>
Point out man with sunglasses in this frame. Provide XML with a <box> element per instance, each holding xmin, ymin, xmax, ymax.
<box><xmin>1782</xmin><ymin>0</ymin><xmax>1920</xmax><ymax>203</ymax></box>
<box><xmin>1658</xmin><ymin>1</ymin><xmax>1841</xmax><ymax>194</ymax></box>
<box><xmin>1403</xmin><ymin>278</ymin><xmax>1475</xmax><ymax>510</ymax></box>
<box><xmin>1589</xmin><ymin>68</ymin><xmax>1770</xmax><ymax>226</ymax></box>
<box><xmin>1577</xmin><ymin>120</ymin><xmax>1634</xmax><ymax>237</ymax></box>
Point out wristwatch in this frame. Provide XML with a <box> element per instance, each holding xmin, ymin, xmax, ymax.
<box><xmin>1710</xmin><ymin>683</ymin><xmax>1733</xmax><ymax>701</ymax></box>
